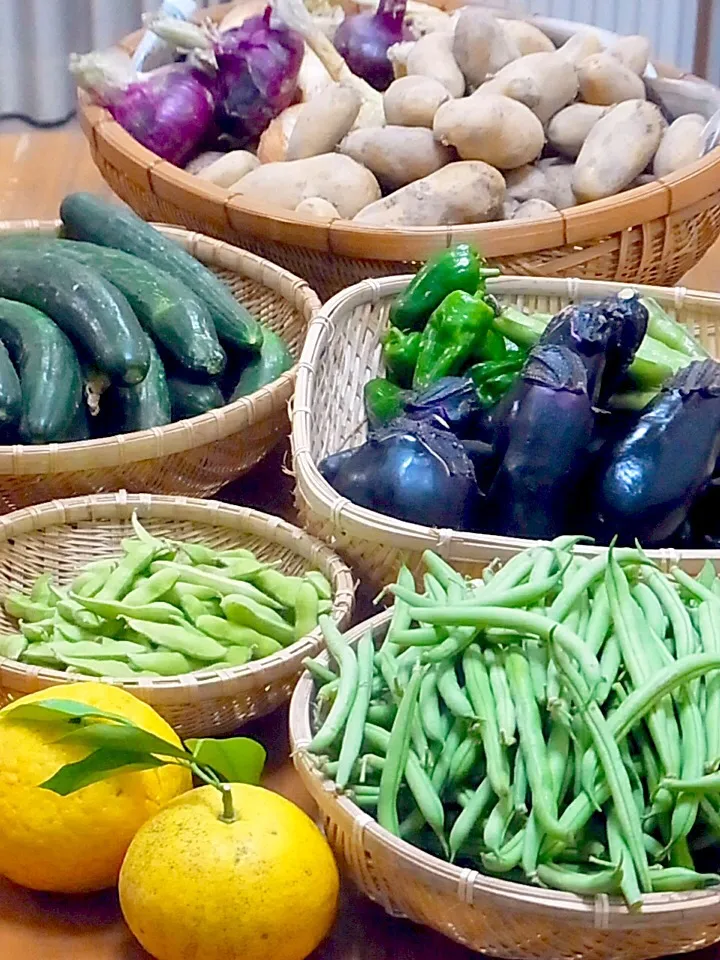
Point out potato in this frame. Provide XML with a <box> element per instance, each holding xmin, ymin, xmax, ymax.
<box><xmin>388</xmin><ymin>41</ymin><xmax>415</xmax><ymax>79</ymax></box>
<box><xmin>294</xmin><ymin>197</ymin><xmax>340</xmax><ymax>218</ymax></box>
<box><xmin>233</xmin><ymin>154</ymin><xmax>381</xmax><ymax>219</ymax></box>
<box><xmin>196</xmin><ymin>151</ymin><xmax>259</xmax><ymax>188</ymax></box>
<box><xmin>503</xmin><ymin>197</ymin><xmax>520</xmax><ymax>219</ymax></box>
<box><xmin>557</xmin><ymin>30</ymin><xmax>604</xmax><ymax>66</ymax></box>
<box><xmin>611</xmin><ymin>35</ymin><xmax>651</xmax><ymax>76</ymax></box>
<box><xmin>504</xmin><ymin>165</ymin><xmax>555</xmax><ymax>205</ymax></box>
<box><xmin>257</xmin><ymin>104</ymin><xmax>304</xmax><ymax>163</ymax></box>
<box><xmin>573</xmin><ymin>100</ymin><xmax>665</xmax><ymax>202</ymax></box>
<box><xmin>383</xmin><ymin>75</ymin><xmax>451</xmax><ymax>128</ymax></box>
<box><xmin>452</xmin><ymin>7</ymin><xmax>494</xmax><ymax>89</ymax></box>
<box><xmin>653</xmin><ymin>113</ymin><xmax>705</xmax><ymax>177</ymax></box>
<box><xmin>353</xmin><ymin>160</ymin><xmax>505</xmax><ymax>227</ymax></box>
<box><xmin>500</xmin><ymin>19</ymin><xmax>556</xmax><ymax>56</ymax></box>
<box><xmin>286</xmin><ymin>84</ymin><xmax>361</xmax><ymax>161</ymax></box>
<box><xmin>406</xmin><ymin>32</ymin><xmax>465</xmax><ymax>98</ymax></box>
<box><xmin>339</xmin><ymin>126</ymin><xmax>454</xmax><ymax>191</ymax></box>
<box><xmin>547</xmin><ymin>103</ymin><xmax>607</xmax><ymax>159</ymax></box>
<box><xmin>184</xmin><ymin>151</ymin><xmax>225</xmax><ymax>176</ymax></box>
<box><xmin>297</xmin><ymin>45</ymin><xmax>334</xmax><ymax>102</ymax></box>
<box><xmin>538</xmin><ymin>158</ymin><xmax>577</xmax><ymax>209</ymax></box>
<box><xmin>481</xmin><ymin>52</ymin><xmax>578</xmax><ymax>123</ymax></box>
<box><xmin>434</xmin><ymin>94</ymin><xmax>544</xmax><ymax>170</ymax></box>
<box><xmin>578</xmin><ymin>53</ymin><xmax>647</xmax><ymax>106</ymax></box>
<box><xmin>512</xmin><ymin>199</ymin><xmax>558</xmax><ymax>220</ymax></box>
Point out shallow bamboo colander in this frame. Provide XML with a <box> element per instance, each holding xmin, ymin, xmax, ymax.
<box><xmin>0</xmin><ymin>492</ymin><xmax>355</xmax><ymax>737</ymax></box>
<box><xmin>290</xmin><ymin>609</ymin><xmax>720</xmax><ymax>960</ymax></box>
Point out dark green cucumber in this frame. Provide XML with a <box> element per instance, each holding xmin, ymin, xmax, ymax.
<box><xmin>111</xmin><ymin>336</ymin><xmax>172</xmax><ymax>434</ymax></box>
<box><xmin>0</xmin><ymin>298</ymin><xmax>84</xmax><ymax>443</ymax></box>
<box><xmin>229</xmin><ymin>327</ymin><xmax>294</xmax><ymax>401</ymax></box>
<box><xmin>0</xmin><ymin>338</ymin><xmax>21</xmax><ymax>435</ymax></box>
<box><xmin>0</xmin><ymin>236</ymin><xmax>226</xmax><ymax>377</ymax></box>
<box><xmin>167</xmin><ymin>377</ymin><xmax>225</xmax><ymax>420</ymax></box>
<box><xmin>60</xmin><ymin>193</ymin><xmax>263</xmax><ymax>352</ymax></box>
<box><xmin>0</xmin><ymin>251</ymin><xmax>150</xmax><ymax>385</ymax></box>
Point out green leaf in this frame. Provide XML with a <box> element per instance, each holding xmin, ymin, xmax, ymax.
<box><xmin>5</xmin><ymin>699</ymin><xmax>134</xmax><ymax>726</ymax></box>
<box><xmin>56</xmin><ymin>722</ymin><xmax>190</xmax><ymax>761</ymax></box>
<box><xmin>40</xmin><ymin>748</ymin><xmax>166</xmax><ymax>795</ymax></box>
<box><xmin>185</xmin><ymin>737</ymin><xmax>266</xmax><ymax>785</ymax></box>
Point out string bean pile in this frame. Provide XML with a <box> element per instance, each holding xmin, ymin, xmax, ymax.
<box><xmin>0</xmin><ymin>514</ymin><xmax>332</xmax><ymax>678</ymax></box>
<box><xmin>305</xmin><ymin>541</ymin><xmax>720</xmax><ymax>907</ymax></box>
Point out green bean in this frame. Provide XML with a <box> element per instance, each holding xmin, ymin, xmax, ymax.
<box><xmin>668</xmin><ymin>835</ymin><xmax>695</xmax><ymax>870</ymax></box>
<box><xmin>337</xmin><ymin>634</ymin><xmax>375</xmax><ymax>789</ymax></box>
<box><xmin>377</xmin><ymin>665</ymin><xmax>425</xmax><ymax>837</ymax></box>
<box><xmin>422</xmin><ymin>551</ymin><xmax>466</xmax><ymax>590</ymax></box>
<box><xmin>309</xmin><ymin>617</ymin><xmax>359</xmax><ymax>753</ymax></box>
<box><xmin>644</xmin><ymin>833</ymin><xmax>665</xmax><ymax>861</ymax></box>
<box><xmin>463</xmin><ymin>645</ymin><xmax>510</xmax><ymax>797</ymax></box>
<box><xmin>391</xmin><ymin>626</ymin><xmax>443</xmax><ymax>647</ymax></box>
<box><xmin>649</xmin><ymin>867</ymin><xmax>720</xmax><ymax>892</ymax></box>
<box><xmin>521</xmin><ymin>813</ymin><xmax>541</xmax><ymax>880</ymax></box>
<box><xmin>548</xmin><ymin>548</ymin><xmax>645</xmax><ymax>623</ymax></box>
<box><xmin>430</xmin><ymin>717</ymin><xmax>466</xmax><ymax>793</ymax></box>
<box><xmin>698</xmin><ymin>601</ymin><xmax>720</xmax><ymax>771</ymax></box>
<box><xmin>123</xmin><ymin>567</ymin><xmax>180</xmax><ymax>606</ymax></box>
<box><xmin>661</xmin><ymin>772</ymin><xmax>720</xmax><ymax>793</ymax></box>
<box><xmin>599</xmin><ymin>633</ymin><xmax>622</xmax><ymax>694</ymax></box>
<box><xmin>351</xmin><ymin>794</ymin><xmax>379</xmax><ymax>811</ymax></box>
<box><xmin>423</xmin><ymin>573</ymin><xmax>447</xmax><ymax>604</ymax></box>
<box><xmin>606</xmin><ymin>805</ymin><xmax>642</xmax><ymax>910</ymax></box>
<box><xmin>525</xmin><ymin>639</ymin><xmax>548</xmax><ymax>706</ymax></box>
<box><xmin>585</xmin><ymin>583</ymin><xmax>611</xmax><ymax>655</ymax></box>
<box><xmin>483</xmin><ymin>795</ymin><xmax>515</xmax><ymax>853</ymax></box>
<box><xmin>506</xmin><ymin>649</ymin><xmax>567</xmax><ymax>841</ymax></box>
<box><xmin>447</xmin><ymin>736</ymin><xmax>478</xmax><ymax>788</ymax></box>
<box><xmin>482</xmin><ymin>550</ymin><xmax>536</xmax><ymax>592</ymax></box>
<box><xmin>420</xmin><ymin>626</ymin><xmax>478</xmax><ymax>664</ymax></box>
<box><xmin>669</xmin><ymin>693</ymin><xmax>704</xmax><ymax>848</ymax></box>
<box><xmin>632</xmin><ymin>582</ymin><xmax>668</xmax><ymax>643</ymax></box>
<box><xmin>382</xmin><ymin>566</ymin><xmax>416</xmax><ymax>656</ymax></box>
<box><xmin>303</xmin><ymin>657</ymin><xmax>337</xmax><ymax>685</ymax></box>
<box><xmin>536</xmin><ymin>862</ymin><xmax>622</xmax><ymax>896</ymax></box>
<box><xmin>481</xmin><ymin>829</ymin><xmax>524</xmax><ymax>873</ymax></box>
<box><xmin>464</xmin><ymin>572</ymin><xmax>569</xmax><ymax>611</ymax></box>
<box><xmin>367</xmin><ymin>702</ymin><xmax>396</xmax><ymax>728</ymax></box>
<box><xmin>643</xmin><ymin>566</ymin><xmax>697</xmax><ymax>660</ymax></box>
<box><xmin>449</xmin><ymin>777</ymin><xmax>493</xmax><ymax>861</ymax></box>
<box><xmin>513</xmin><ymin>746</ymin><xmax>528</xmax><ymax>814</ymax></box>
<box><xmin>419</xmin><ymin>665</ymin><xmax>446</xmax><ymax>744</ymax></box>
<box><xmin>437</xmin><ymin>659</ymin><xmax>476</xmax><ymax>721</ymax></box>
<box><xmin>485</xmin><ymin>647</ymin><xmax>516</xmax><ymax>747</ymax></box>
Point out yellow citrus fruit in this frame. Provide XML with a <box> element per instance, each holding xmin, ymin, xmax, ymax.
<box><xmin>119</xmin><ymin>783</ymin><xmax>340</xmax><ymax>960</ymax></box>
<box><xmin>0</xmin><ymin>682</ymin><xmax>191</xmax><ymax>893</ymax></box>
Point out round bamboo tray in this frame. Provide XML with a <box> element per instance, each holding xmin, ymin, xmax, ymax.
<box><xmin>0</xmin><ymin>492</ymin><xmax>355</xmax><ymax>737</ymax></box>
<box><xmin>292</xmin><ymin>273</ymin><xmax>720</xmax><ymax>590</ymax></box>
<box><xmin>290</xmin><ymin>609</ymin><xmax>720</xmax><ymax>960</ymax></box>
<box><xmin>76</xmin><ymin>8</ymin><xmax>720</xmax><ymax>300</ymax></box>
<box><xmin>0</xmin><ymin>219</ymin><xmax>319</xmax><ymax>512</ymax></box>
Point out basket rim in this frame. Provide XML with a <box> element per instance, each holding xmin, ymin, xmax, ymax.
<box><xmin>0</xmin><ymin>491</ymin><xmax>355</xmax><ymax>699</ymax></box>
<box><xmin>289</xmin><ymin>608</ymin><xmax>720</xmax><ymax>920</ymax></box>
<box><xmin>0</xmin><ymin>219</ymin><xmax>320</xmax><ymax>475</ymax></box>
<box><xmin>77</xmin><ymin>8</ymin><xmax>720</xmax><ymax>261</ymax></box>
<box><xmin>292</xmin><ymin>272</ymin><xmax>720</xmax><ymax>565</ymax></box>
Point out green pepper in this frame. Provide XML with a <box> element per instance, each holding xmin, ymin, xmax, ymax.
<box><xmin>469</xmin><ymin>356</ymin><xmax>524</xmax><ymax>407</ymax></box>
<box><xmin>363</xmin><ymin>378</ymin><xmax>411</xmax><ymax>428</ymax></box>
<box><xmin>382</xmin><ymin>327</ymin><xmax>422</xmax><ymax>388</ymax></box>
<box><xmin>390</xmin><ymin>244</ymin><xmax>496</xmax><ymax>331</ymax></box>
<box><xmin>471</xmin><ymin>326</ymin><xmax>508</xmax><ymax>364</ymax></box>
<box><xmin>413</xmin><ymin>291</ymin><xmax>495</xmax><ymax>391</ymax></box>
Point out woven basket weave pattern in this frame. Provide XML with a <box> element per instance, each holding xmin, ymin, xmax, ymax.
<box><xmin>0</xmin><ymin>221</ymin><xmax>320</xmax><ymax>511</ymax></box>
<box><xmin>0</xmin><ymin>493</ymin><xmax>354</xmax><ymax>737</ymax></box>
<box><xmin>293</xmin><ymin>275</ymin><xmax>720</xmax><ymax>590</ymax></box>
<box><xmin>289</xmin><ymin>611</ymin><xmax>720</xmax><ymax>960</ymax></box>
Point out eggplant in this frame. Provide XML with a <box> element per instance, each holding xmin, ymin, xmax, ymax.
<box><xmin>593</xmin><ymin>359</ymin><xmax>720</xmax><ymax>546</ymax></box>
<box><xmin>318</xmin><ymin>416</ymin><xmax>480</xmax><ymax>529</ymax></box>
<box><xmin>486</xmin><ymin>344</ymin><xmax>595</xmax><ymax>539</ymax></box>
<box><xmin>541</xmin><ymin>290</ymin><xmax>648</xmax><ymax>404</ymax></box>
<box><xmin>405</xmin><ymin>376</ymin><xmax>483</xmax><ymax>438</ymax></box>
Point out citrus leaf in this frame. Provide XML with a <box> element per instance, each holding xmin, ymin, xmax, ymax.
<box><xmin>56</xmin><ymin>723</ymin><xmax>190</xmax><ymax>761</ymax></box>
<box><xmin>40</xmin><ymin>748</ymin><xmax>166</xmax><ymax>795</ymax></box>
<box><xmin>5</xmin><ymin>699</ymin><xmax>133</xmax><ymax>726</ymax></box>
<box><xmin>185</xmin><ymin>737</ymin><xmax>266</xmax><ymax>785</ymax></box>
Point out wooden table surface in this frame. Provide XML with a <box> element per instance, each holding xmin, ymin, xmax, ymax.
<box><xmin>2</xmin><ymin>127</ymin><xmax>720</xmax><ymax>960</ymax></box>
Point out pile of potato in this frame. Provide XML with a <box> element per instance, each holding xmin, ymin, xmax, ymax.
<box><xmin>186</xmin><ymin>1</ymin><xmax>710</xmax><ymax>229</ymax></box>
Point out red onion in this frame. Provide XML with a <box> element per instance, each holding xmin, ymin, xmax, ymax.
<box><xmin>70</xmin><ymin>52</ymin><xmax>214</xmax><ymax>167</ymax></box>
<box><xmin>333</xmin><ymin>0</ymin><xmax>411</xmax><ymax>92</ymax></box>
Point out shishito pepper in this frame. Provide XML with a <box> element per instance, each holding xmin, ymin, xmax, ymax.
<box><xmin>389</xmin><ymin>244</ymin><xmax>498</xmax><ymax>332</ymax></box>
<box><xmin>363</xmin><ymin>377</ymin><xmax>410</xmax><ymax>428</ymax></box>
<box><xmin>382</xmin><ymin>327</ymin><xmax>422</xmax><ymax>387</ymax></box>
<box><xmin>413</xmin><ymin>291</ymin><xmax>495</xmax><ymax>391</ymax></box>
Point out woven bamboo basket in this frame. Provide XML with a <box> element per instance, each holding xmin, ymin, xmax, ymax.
<box><xmin>0</xmin><ymin>219</ymin><xmax>319</xmax><ymax>512</ymax></box>
<box><xmin>292</xmin><ymin>273</ymin><xmax>720</xmax><ymax>590</ymax></box>
<box><xmin>0</xmin><ymin>492</ymin><xmax>354</xmax><ymax>737</ymax></box>
<box><xmin>290</xmin><ymin>609</ymin><xmax>720</xmax><ymax>960</ymax></box>
<box><xmin>76</xmin><ymin>6</ymin><xmax>720</xmax><ymax>300</ymax></box>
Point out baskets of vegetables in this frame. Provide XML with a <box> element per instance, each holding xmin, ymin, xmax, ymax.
<box><xmin>0</xmin><ymin>193</ymin><xmax>319</xmax><ymax>511</ymax></box>
<box><xmin>290</xmin><ymin>545</ymin><xmax>720</xmax><ymax>960</ymax></box>
<box><xmin>292</xmin><ymin>247</ymin><xmax>720</xmax><ymax>589</ymax></box>
<box><xmin>75</xmin><ymin>1</ymin><xmax>720</xmax><ymax>299</ymax></box>
<box><xmin>0</xmin><ymin>492</ymin><xmax>354</xmax><ymax>737</ymax></box>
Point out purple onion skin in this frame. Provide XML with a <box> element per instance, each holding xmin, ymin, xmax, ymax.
<box><xmin>212</xmin><ymin>8</ymin><xmax>304</xmax><ymax>145</ymax></box>
<box><xmin>109</xmin><ymin>64</ymin><xmax>214</xmax><ymax>167</ymax></box>
<box><xmin>334</xmin><ymin>0</ymin><xmax>410</xmax><ymax>92</ymax></box>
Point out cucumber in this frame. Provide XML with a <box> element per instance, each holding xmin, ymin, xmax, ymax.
<box><xmin>230</xmin><ymin>327</ymin><xmax>294</xmax><ymax>401</ymax></box>
<box><xmin>0</xmin><ymin>236</ymin><xmax>226</xmax><ymax>378</ymax></box>
<box><xmin>0</xmin><ymin>339</ymin><xmax>22</xmax><ymax>436</ymax></box>
<box><xmin>0</xmin><ymin>251</ymin><xmax>150</xmax><ymax>385</ymax></box>
<box><xmin>167</xmin><ymin>377</ymin><xmax>225</xmax><ymax>420</ymax></box>
<box><xmin>60</xmin><ymin>193</ymin><xmax>263</xmax><ymax>352</ymax></box>
<box><xmin>109</xmin><ymin>335</ymin><xmax>172</xmax><ymax>434</ymax></box>
<box><xmin>0</xmin><ymin>298</ymin><xmax>84</xmax><ymax>443</ymax></box>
